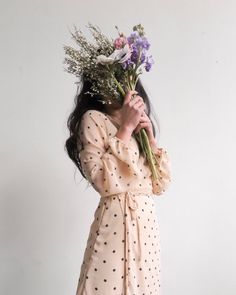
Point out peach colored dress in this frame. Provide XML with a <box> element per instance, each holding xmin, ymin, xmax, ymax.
<box><xmin>75</xmin><ymin>110</ymin><xmax>171</xmax><ymax>295</ymax></box>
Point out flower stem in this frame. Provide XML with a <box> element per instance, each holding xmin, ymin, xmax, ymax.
<box><xmin>111</xmin><ymin>72</ymin><xmax>126</xmax><ymax>97</ymax></box>
<box><xmin>133</xmin><ymin>47</ymin><xmax>142</xmax><ymax>73</ymax></box>
<box><xmin>106</xmin><ymin>63</ymin><xmax>159</xmax><ymax>181</ymax></box>
<box><xmin>140</xmin><ymin>128</ymin><xmax>158</xmax><ymax>180</ymax></box>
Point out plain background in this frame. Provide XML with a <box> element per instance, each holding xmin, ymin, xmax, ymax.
<box><xmin>1</xmin><ymin>0</ymin><xmax>236</xmax><ymax>294</ymax></box>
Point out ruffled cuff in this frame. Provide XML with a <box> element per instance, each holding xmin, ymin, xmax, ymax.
<box><xmin>152</xmin><ymin>147</ymin><xmax>172</xmax><ymax>195</ymax></box>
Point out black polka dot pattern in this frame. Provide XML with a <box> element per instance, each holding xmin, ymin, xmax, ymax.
<box><xmin>77</xmin><ymin>110</ymin><xmax>171</xmax><ymax>198</ymax></box>
<box><xmin>75</xmin><ymin>192</ymin><xmax>162</xmax><ymax>294</ymax></box>
<box><xmin>75</xmin><ymin>110</ymin><xmax>172</xmax><ymax>294</ymax></box>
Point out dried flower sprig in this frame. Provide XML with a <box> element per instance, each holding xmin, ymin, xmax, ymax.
<box><xmin>63</xmin><ymin>23</ymin><xmax>122</xmax><ymax>104</ymax></box>
<box><xmin>63</xmin><ymin>22</ymin><xmax>160</xmax><ymax>180</ymax></box>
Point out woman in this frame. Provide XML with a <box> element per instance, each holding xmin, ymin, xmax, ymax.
<box><xmin>65</xmin><ymin>76</ymin><xmax>171</xmax><ymax>295</ymax></box>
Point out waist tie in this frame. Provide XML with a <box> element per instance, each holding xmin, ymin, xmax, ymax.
<box><xmin>122</xmin><ymin>191</ymin><xmax>143</xmax><ymax>294</ymax></box>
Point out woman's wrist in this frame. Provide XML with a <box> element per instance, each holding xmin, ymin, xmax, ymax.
<box><xmin>115</xmin><ymin>125</ymin><xmax>133</xmax><ymax>144</ymax></box>
<box><xmin>149</xmin><ymin>138</ymin><xmax>160</xmax><ymax>153</ymax></box>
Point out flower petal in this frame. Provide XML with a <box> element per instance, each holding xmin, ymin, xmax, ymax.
<box><xmin>96</xmin><ymin>55</ymin><xmax>115</xmax><ymax>65</ymax></box>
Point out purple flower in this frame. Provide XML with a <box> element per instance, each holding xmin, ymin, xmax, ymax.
<box><xmin>127</xmin><ymin>32</ymin><xmax>150</xmax><ymax>50</ymax></box>
<box><xmin>121</xmin><ymin>28</ymin><xmax>153</xmax><ymax>72</ymax></box>
<box><xmin>121</xmin><ymin>58</ymin><xmax>135</xmax><ymax>70</ymax></box>
<box><xmin>129</xmin><ymin>46</ymin><xmax>148</xmax><ymax>65</ymax></box>
<box><xmin>145</xmin><ymin>55</ymin><xmax>154</xmax><ymax>72</ymax></box>
<box><xmin>127</xmin><ymin>31</ymin><xmax>139</xmax><ymax>44</ymax></box>
<box><xmin>130</xmin><ymin>47</ymin><xmax>139</xmax><ymax>63</ymax></box>
<box><xmin>140</xmin><ymin>51</ymin><xmax>147</xmax><ymax>63</ymax></box>
<box><xmin>142</xmin><ymin>37</ymin><xmax>150</xmax><ymax>50</ymax></box>
<box><xmin>136</xmin><ymin>36</ymin><xmax>150</xmax><ymax>50</ymax></box>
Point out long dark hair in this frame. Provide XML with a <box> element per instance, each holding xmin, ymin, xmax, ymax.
<box><xmin>64</xmin><ymin>76</ymin><xmax>160</xmax><ymax>180</ymax></box>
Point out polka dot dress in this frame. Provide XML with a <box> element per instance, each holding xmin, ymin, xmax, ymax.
<box><xmin>75</xmin><ymin>110</ymin><xmax>172</xmax><ymax>295</ymax></box>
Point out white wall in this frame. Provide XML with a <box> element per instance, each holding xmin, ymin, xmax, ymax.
<box><xmin>1</xmin><ymin>0</ymin><xmax>236</xmax><ymax>294</ymax></box>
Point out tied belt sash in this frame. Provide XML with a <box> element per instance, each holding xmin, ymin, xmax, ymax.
<box><xmin>118</xmin><ymin>190</ymin><xmax>152</xmax><ymax>294</ymax></box>
<box><xmin>75</xmin><ymin>189</ymin><xmax>152</xmax><ymax>295</ymax></box>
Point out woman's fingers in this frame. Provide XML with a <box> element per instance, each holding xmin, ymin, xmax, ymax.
<box><xmin>139</xmin><ymin>112</ymin><xmax>149</xmax><ymax>122</ymax></box>
<box><xmin>123</xmin><ymin>90</ymin><xmax>138</xmax><ymax>104</ymax></box>
<box><xmin>133</xmin><ymin>101</ymin><xmax>144</xmax><ymax>110</ymax></box>
<box><xmin>138</xmin><ymin>104</ymin><xmax>146</xmax><ymax>113</ymax></box>
<box><xmin>134</xmin><ymin>122</ymin><xmax>150</xmax><ymax>133</ymax></box>
<box><xmin>130</xmin><ymin>96</ymin><xmax>144</xmax><ymax>109</ymax></box>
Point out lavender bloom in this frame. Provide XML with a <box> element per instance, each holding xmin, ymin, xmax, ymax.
<box><xmin>145</xmin><ymin>55</ymin><xmax>154</xmax><ymax>72</ymax></box>
<box><xmin>128</xmin><ymin>33</ymin><xmax>150</xmax><ymax>50</ymax></box>
<box><xmin>127</xmin><ymin>30</ymin><xmax>151</xmax><ymax>68</ymax></box>
<box><xmin>140</xmin><ymin>51</ymin><xmax>146</xmax><ymax>63</ymax></box>
<box><xmin>112</xmin><ymin>25</ymin><xmax>154</xmax><ymax>73</ymax></box>
<box><xmin>121</xmin><ymin>58</ymin><xmax>135</xmax><ymax>70</ymax></box>
<box><xmin>142</xmin><ymin>37</ymin><xmax>150</xmax><ymax>50</ymax></box>
<box><xmin>136</xmin><ymin>36</ymin><xmax>150</xmax><ymax>50</ymax></box>
<box><xmin>130</xmin><ymin>47</ymin><xmax>139</xmax><ymax>63</ymax></box>
<box><xmin>127</xmin><ymin>31</ymin><xmax>139</xmax><ymax>44</ymax></box>
<box><xmin>129</xmin><ymin>46</ymin><xmax>148</xmax><ymax>65</ymax></box>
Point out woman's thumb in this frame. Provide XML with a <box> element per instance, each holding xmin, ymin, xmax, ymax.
<box><xmin>123</xmin><ymin>90</ymin><xmax>138</xmax><ymax>104</ymax></box>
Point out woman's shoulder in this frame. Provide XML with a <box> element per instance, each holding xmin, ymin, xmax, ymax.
<box><xmin>81</xmin><ymin>109</ymin><xmax>107</xmax><ymax>123</ymax></box>
<box><xmin>79</xmin><ymin>109</ymin><xmax>109</xmax><ymax>144</ymax></box>
<box><xmin>80</xmin><ymin>110</ymin><xmax>109</xmax><ymax>134</ymax></box>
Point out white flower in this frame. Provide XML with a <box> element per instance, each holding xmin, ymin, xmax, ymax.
<box><xmin>96</xmin><ymin>44</ymin><xmax>132</xmax><ymax>65</ymax></box>
<box><xmin>96</xmin><ymin>55</ymin><xmax>115</xmax><ymax>65</ymax></box>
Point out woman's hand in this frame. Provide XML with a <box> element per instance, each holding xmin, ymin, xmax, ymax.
<box><xmin>134</xmin><ymin>110</ymin><xmax>161</xmax><ymax>154</ymax></box>
<box><xmin>115</xmin><ymin>90</ymin><xmax>145</xmax><ymax>144</ymax></box>
<box><xmin>120</xmin><ymin>90</ymin><xmax>146</xmax><ymax>133</ymax></box>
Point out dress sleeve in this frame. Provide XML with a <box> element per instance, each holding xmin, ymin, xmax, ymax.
<box><xmin>151</xmin><ymin>147</ymin><xmax>172</xmax><ymax>196</ymax></box>
<box><xmin>78</xmin><ymin>110</ymin><xmax>139</xmax><ymax>197</ymax></box>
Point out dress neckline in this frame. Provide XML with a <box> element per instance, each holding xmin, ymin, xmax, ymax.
<box><xmin>106</xmin><ymin>113</ymin><xmax>137</xmax><ymax>141</ymax></box>
<box><xmin>106</xmin><ymin>114</ymin><xmax>121</xmax><ymax>129</ymax></box>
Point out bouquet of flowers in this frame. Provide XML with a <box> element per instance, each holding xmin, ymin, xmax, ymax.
<box><xmin>63</xmin><ymin>22</ymin><xmax>160</xmax><ymax>180</ymax></box>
